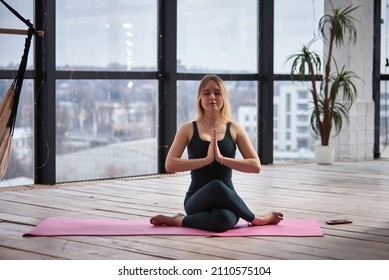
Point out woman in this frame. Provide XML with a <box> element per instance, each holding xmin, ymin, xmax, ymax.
<box><xmin>150</xmin><ymin>75</ymin><xmax>283</xmax><ymax>232</ymax></box>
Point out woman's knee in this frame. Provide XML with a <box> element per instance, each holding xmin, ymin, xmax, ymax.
<box><xmin>208</xmin><ymin>180</ymin><xmax>229</xmax><ymax>195</ymax></box>
<box><xmin>211</xmin><ymin>209</ymin><xmax>238</xmax><ymax>232</ymax></box>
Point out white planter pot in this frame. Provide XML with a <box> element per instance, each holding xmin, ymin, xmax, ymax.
<box><xmin>314</xmin><ymin>145</ymin><xmax>335</xmax><ymax>165</ymax></box>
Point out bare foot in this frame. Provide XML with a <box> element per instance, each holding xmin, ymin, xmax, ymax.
<box><xmin>250</xmin><ymin>212</ymin><xmax>283</xmax><ymax>226</ymax></box>
<box><xmin>150</xmin><ymin>213</ymin><xmax>185</xmax><ymax>227</ymax></box>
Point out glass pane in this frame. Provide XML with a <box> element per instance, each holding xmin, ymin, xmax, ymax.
<box><xmin>274</xmin><ymin>0</ymin><xmax>324</xmax><ymax>74</ymax></box>
<box><xmin>56</xmin><ymin>79</ymin><xmax>157</xmax><ymax>182</ymax></box>
<box><xmin>0</xmin><ymin>0</ymin><xmax>34</xmax><ymax>70</ymax></box>
<box><xmin>177</xmin><ymin>80</ymin><xmax>258</xmax><ymax>156</ymax></box>
<box><xmin>177</xmin><ymin>0</ymin><xmax>258</xmax><ymax>73</ymax></box>
<box><xmin>274</xmin><ymin>81</ymin><xmax>317</xmax><ymax>162</ymax></box>
<box><xmin>56</xmin><ymin>0</ymin><xmax>157</xmax><ymax>71</ymax></box>
<box><xmin>0</xmin><ymin>80</ymin><xmax>34</xmax><ymax>187</ymax></box>
<box><xmin>380</xmin><ymin>81</ymin><xmax>389</xmax><ymax>158</ymax></box>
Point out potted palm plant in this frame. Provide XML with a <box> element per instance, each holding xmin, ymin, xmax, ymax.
<box><xmin>286</xmin><ymin>4</ymin><xmax>359</xmax><ymax>164</ymax></box>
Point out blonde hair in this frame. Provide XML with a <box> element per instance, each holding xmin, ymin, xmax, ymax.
<box><xmin>195</xmin><ymin>74</ymin><xmax>232</xmax><ymax>121</ymax></box>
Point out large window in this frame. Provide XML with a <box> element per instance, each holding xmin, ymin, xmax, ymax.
<box><xmin>1</xmin><ymin>0</ymin><xmax>384</xmax><ymax>187</ymax></box>
<box><xmin>0</xmin><ymin>0</ymin><xmax>329</xmax><ymax>185</ymax></box>
<box><xmin>273</xmin><ymin>0</ymin><xmax>323</xmax><ymax>162</ymax></box>
<box><xmin>55</xmin><ymin>0</ymin><xmax>158</xmax><ymax>182</ymax></box>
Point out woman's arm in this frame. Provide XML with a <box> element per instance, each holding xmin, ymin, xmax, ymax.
<box><xmin>165</xmin><ymin>123</ymin><xmax>213</xmax><ymax>173</ymax></box>
<box><xmin>215</xmin><ymin>122</ymin><xmax>261</xmax><ymax>173</ymax></box>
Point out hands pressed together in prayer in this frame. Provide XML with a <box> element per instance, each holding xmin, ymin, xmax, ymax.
<box><xmin>205</xmin><ymin>129</ymin><xmax>224</xmax><ymax>165</ymax></box>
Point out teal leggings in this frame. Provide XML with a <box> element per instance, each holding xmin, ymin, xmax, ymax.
<box><xmin>183</xmin><ymin>180</ymin><xmax>255</xmax><ymax>232</ymax></box>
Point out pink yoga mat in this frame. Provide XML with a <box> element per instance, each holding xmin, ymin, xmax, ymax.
<box><xmin>24</xmin><ymin>217</ymin><xmax>323</xmax><ymax>237</ymax></box>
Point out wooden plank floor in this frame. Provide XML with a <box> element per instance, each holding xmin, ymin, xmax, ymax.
<box><xmin>1</xmin><ymin>159</ymin><xmax>389</xmax><ymax>260</ymax></box>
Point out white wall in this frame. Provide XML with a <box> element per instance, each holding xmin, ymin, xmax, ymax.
<box><xmin>326</xmin><ymin>0</ymin><xmax>375</xmax><ymax>161</ymax></box>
